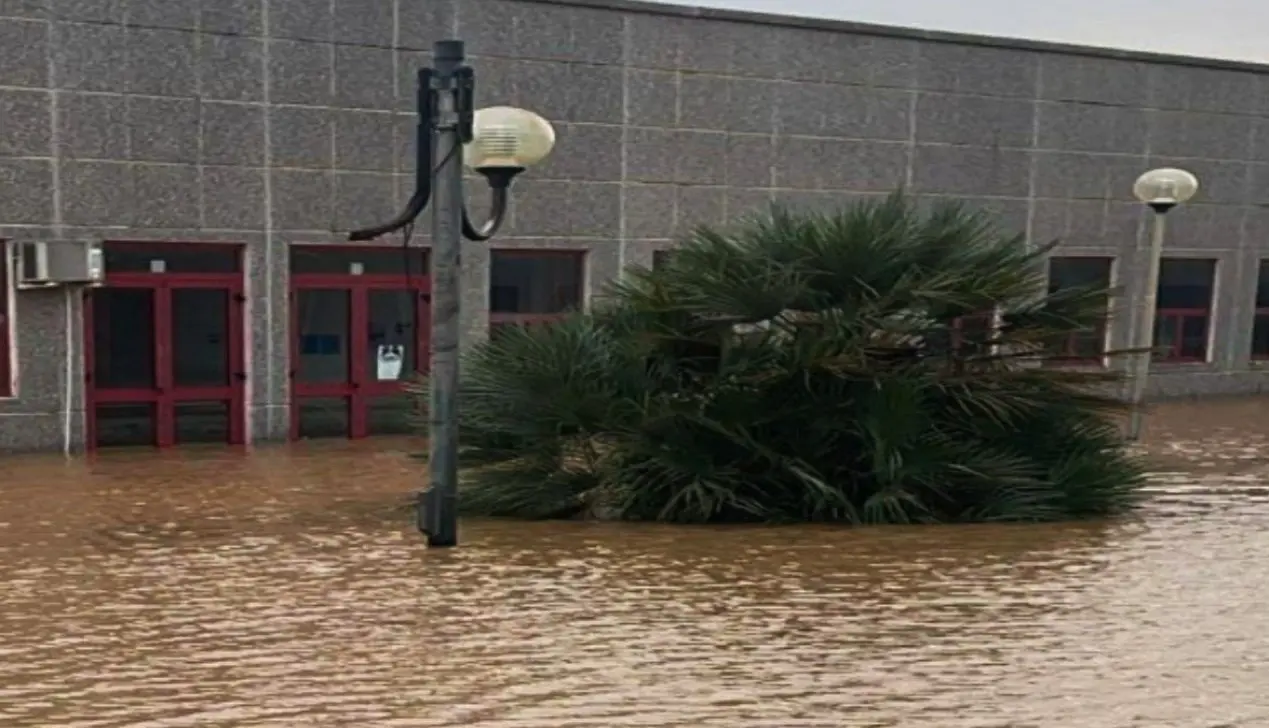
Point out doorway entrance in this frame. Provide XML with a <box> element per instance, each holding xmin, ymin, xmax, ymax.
<box><xmin>289</xmin><ymin>245</ymin><xmax>430</xmax><ymax>439</ymax></box>
<box><xmin>85</xmin><ymin>243</ymin><xmax>246</xmax><ymax>449</ymax></box>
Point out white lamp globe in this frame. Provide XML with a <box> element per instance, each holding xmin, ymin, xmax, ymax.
<box><xmin>1133</xmin><ymin>168</ymin><xmax>1199</xmax><ymax>207</ymax></box>
<box><xmin>464</xmin><ymin>106</ymin><xmax>556</xmax><ymax>173</ymax></box>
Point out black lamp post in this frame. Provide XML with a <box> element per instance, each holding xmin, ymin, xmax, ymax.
<box><xmin>348</xmin><ymin>39</ymin><xmax>556</xmax><ymax>548</ymax></box>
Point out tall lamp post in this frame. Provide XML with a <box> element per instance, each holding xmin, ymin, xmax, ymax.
<box><xmin>348</xmin><ymin>39</ymin><xmax>556</xmax><ymax>548</ymax></box>
<box><xmin>1126</xmin><ymin>167</ymin><xmax>1199</xmax><ymax>441</ymax></box>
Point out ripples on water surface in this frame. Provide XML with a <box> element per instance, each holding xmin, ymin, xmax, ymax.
<box><xmin>3</xmin><ymin>400</ymin><xmax>1269</xmax><ymax>727</ymax></box>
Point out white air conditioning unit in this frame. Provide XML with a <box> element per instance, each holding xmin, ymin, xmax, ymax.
<box><xmin>13</xmin><ymin>242</ymin><xmax>52</xmax><ymax>290</ymax></box>
<box><xmin>48</xmin><ymin>241</ymin><xmax>104</xmax><ymax>285</ymax></box>
<box><xmin>13</xmin><ymin>241</ymin><xmax>104</xmax><ymax>290</ymax></box>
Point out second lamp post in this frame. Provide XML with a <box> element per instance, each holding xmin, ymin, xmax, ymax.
<box><xmin>1126</xmin><ymin>167</ymin><xmax>1199</xmax><ymax>441</ymax></box>
<box><xmin>348</xmin><ymin>39</ymin><xmax>557</xmax><ymax>548</ymax></box>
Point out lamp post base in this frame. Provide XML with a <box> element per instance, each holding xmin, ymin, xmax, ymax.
<box><xmin>418</xmin><ymin>487</ymin><xmax>458</xmax><ymax>548</ymax></box>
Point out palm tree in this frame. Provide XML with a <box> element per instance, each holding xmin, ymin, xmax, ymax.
<box><xmin>432</xmin><ymin>193</ymin><xmax>1144</xmax><ymax>524</ymax></box>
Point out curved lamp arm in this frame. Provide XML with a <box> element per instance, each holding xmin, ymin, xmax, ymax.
<box><xmin>461</xmin><ymin>186</ymin><xmax>509</xmax><ymax>241</ymax></box>
<box><xmin>462</xmin><ymin>167</ymin><xmax>522</xmax><ymax>241</ymax></box>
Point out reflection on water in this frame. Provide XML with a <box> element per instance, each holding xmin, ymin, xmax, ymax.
<box><xmin>3</xmin><ymin>401</ymin><xmax>1269</xmax><ymax>727</ymax></box>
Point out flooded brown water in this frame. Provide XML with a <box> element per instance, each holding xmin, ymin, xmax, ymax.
<box><xmin>3</xmin><ymin>401</ymin><xmax>1269</xmax><ymax>727</ymax></box>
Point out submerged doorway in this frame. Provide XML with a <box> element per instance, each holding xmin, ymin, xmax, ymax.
<box><xmin>85</xmin><ymin>243</ymin><xmax>247</xmax><ymax>449</ymax></box>
<box><xmin>289</xmin><ymin>245</ymin><xmax>430</xmax><ymax>439</ymax></box>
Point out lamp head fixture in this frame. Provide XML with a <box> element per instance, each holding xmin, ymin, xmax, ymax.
<box><xmin>1133</xmin><ymin>167</ymin><xmax>1199</xmax><ymax>214</ymax></box>
<box><xmin>463</xmin><ymin>106</ymin><xmax>556</xmax><ymax>189</ymax></box>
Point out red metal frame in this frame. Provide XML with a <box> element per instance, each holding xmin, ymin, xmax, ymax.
<box><xmin>1153</xmin><ymin>308</ymin><xmax>1209</xmax><ymax>362</ymax></box>
<box><xmin>0</xmin><ymin>241</ymin><xmax>10</xmax><ymax>397</ymax></box>
<box><xmin>1253</xmin><ymin>309</ymin><xmax>1269</xmax><ymax>360</ymax></box>
<box><xmin>289</xmin><ymin>267</ymin><xmax>432</xmax><ymax>440</ymax></box>
<box><xmin>84</xmin><ymin>242</ymin><xmax>246</xmax><ymax>449</ymax></box>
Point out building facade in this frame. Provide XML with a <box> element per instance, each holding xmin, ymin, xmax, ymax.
<box><xmin>2</xmin><ymin>0</ymin><xmax>1269</xmax><ymax>452</ymax></box>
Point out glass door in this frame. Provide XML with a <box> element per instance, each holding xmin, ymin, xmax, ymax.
<box><xmin>289</xmin><ymin>245</ymin><xmax>430</xmax><ymax>440</ymax></box>
<box><xmin>85</xmin><ymin>242</ymin><xmax>247</xmax><ymax>450</ymax></box>
<box><xmin>168</xmin><ymin>283</ymin><xmax>246</xmax><ymax>446</ymax></box>
<box><xmin>89</xmin><ymin>285</ymin><xmax>161</xmax><ymax>447</ymax></box>
<box><xmin>87</xmin><ymin>282</ymin><xmax>245</xmax><ymax>448</ymax></box>
<box><xmin>361</xmin><ymin>285</ymin><xmax>428</xmax><ymax>436</ymax></box>
<box><xmin>292</xmin><ymin>287</ymin><xmax>354</xmax><ymax>438</ymax></box>
<box><xmin>291</xmin><ymin>284</ymin><xmax>429</xmax><ymax>439</ymax></box>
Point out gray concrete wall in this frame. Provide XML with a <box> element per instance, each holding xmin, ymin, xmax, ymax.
<box><xmin>2</xmin><ymin>0</ymin><xmax>1269</xmax><ymax>451</ymax></box>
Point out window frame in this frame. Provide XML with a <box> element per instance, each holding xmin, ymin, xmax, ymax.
<box><xmin>1154</xmin><ymin>257</ymin><xmax>1217</xmax><ymax>364</ymax></box>
<box><xmin>1</xmin><ymin>240</ymin><xmax>12</xmax><ymax>397</ymax></box>
<box><xmin>651</xmin><ymin>249</ymin><xmax>672</xmax><ymax>271</ymax></box>
<box><xmin>1051</xmin><ymin>320</ymin><xmax>1110</xmax><ymax>364</ymax></box>
<box><xmin>488</xmin><ymin>249</ymin><xmax>587</xmax><ymax>334</ymax></box>
<box><xmin>288</xmin><ymin>244</ymin><xmax>428</xmax><ymax>277</ymax></box>
<box><xmin>1045</xmin><ymin>255</ymin><xmax>1115</xmax><ymax>367</ymax></box>
<box><xmin>1251</xmin><ymin>260</ymin><xmax>1269</xmax><ymax>361</ymax></box>
<box><xmin>1253</xmin><ymin>310</ymin><xmax>1269</xmax><ymax>361</ymax></box>
<box><xmin>1152</xmin><ymin>307</ymin><xmax>1211</xmax><ymax>363</ymax></box>
<box><xmin>949</xmin><ymin>310</ymin><xmax>1000</xmax><ymax>356</ymax></box>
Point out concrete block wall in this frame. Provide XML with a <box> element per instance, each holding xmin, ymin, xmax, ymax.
<box><xmin>2</xmin><ymin>0</ymin><xmax>1269</xmax><ymax>451</ymax></box>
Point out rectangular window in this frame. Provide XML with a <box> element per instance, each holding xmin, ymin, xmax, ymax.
<box><xmin>652</xmin><ymin>250</ymin><xmax>672</xmax><ymax>271</ymax></box>
<box><xmin>107</xmin><ymin>243</ymin><xmax>243</xmax><ymax>274</ymax></box>
<box><xmin>1154</xmin><ymin>258</ymin><xmax>1216</xmax><ymax>362</ymax></box>
<box><xmin>1</xmin><ymin>241</ymin><xmax>10</xmax><ymax>396</ymax></box>
<box><xmin>949</xmin><ymin>311</ymin><xmax>998</xmax><ymax>355</ymax></box>
<box><xmin>489</xmin><ymin>250</ymin><xmax>585</xmax><ymax>335</ymax></box>
<box><xmin>1046</xmin><ymin>256</ymin><xmax>1114</xmax><ymax>363</ymax></box>
<box><xmin>289</xmin><ymin>246</ymin><xmax>428</xmax><ymax>276</ymax></box>
<box><xmin>1253</xmin><ymin>261</ymin><xmax>1269</xmax><ymax>360</ymax></box>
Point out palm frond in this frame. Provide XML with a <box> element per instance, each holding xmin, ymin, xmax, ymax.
<box><xmin>433</xmin><ymin>193</ymin><xmax>1146</xmax><ymax>525</ymax></box>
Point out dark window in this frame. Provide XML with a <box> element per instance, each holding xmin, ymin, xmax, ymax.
<box><xmin>652</xmin><ymin>250</ymin><xmax>672</xmax><ymax>271</ymax></box>
<box><xmin>939</xmin><ymin>310</ymin><xmax>994</xmax><ymax>362</ymax></box>
<box><xmin>105</xmin><ymin>243</ymin><xmax>241</xmax><ymax>273</ymax></box>
<box><xmin>1154</xmin><ymin>258</ymin><xmax>1216</xmax><ymax>362</ymax></box>
<box><xmin>949</xmin><ymin>310</ymin><xmax>994</xmax><ymax>350</ymax></box>
<box><xmin>1047</xmin><ymin>256</ymin><xmax>1113</xmax><ymax>362</ymax></box>
<box><xmin>1253</xmin><ymin>261</ymin><xmax>1269</xmax><ymax>360</ymax></box>
<box><xmin>289</xmin><ymin>246</ymin><xmax>429</xmax><ymax>276</ymax></box>
<box><xmin>1</xmin><ymin>242</ymin><xmax>10</xmax><ymax>397</ymax></box>
<box><xmin>489</xmin><ymin>251</ymin><xmax>585</xmax><ymax>334</ymax></box>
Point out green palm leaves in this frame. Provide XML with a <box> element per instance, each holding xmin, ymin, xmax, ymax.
<box><xmin>430</xmin><ymin>193</ymin><xmax>1144</xmax><ymax>524</ymax></box>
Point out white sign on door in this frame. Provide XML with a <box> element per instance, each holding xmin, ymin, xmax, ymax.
<box><xmin>376</xmin><ymin>344</ymin><xmax>404</xmax><ymax>381</ymax></box>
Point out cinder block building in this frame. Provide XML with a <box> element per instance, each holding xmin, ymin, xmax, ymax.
<box><xmin>1</xmin><ymin>0</ymin><xmax>1268</xmax><ymax>452</ymax></box>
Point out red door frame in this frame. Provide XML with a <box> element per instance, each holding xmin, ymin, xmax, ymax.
<box><xmin>83</xmin><ymin>245</ymin><xmax>247</xmax><ymax>449</ymax></box>
<box><xmin>289</xmin><ymin>272</ymin><xmax>431</xmax><ymax>440</ymax></box>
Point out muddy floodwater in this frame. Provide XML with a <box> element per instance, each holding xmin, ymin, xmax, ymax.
<box><xmin>2</xmin><ymin>401</ymin><xmax>1269</xmax><ymax>727</ymax></box>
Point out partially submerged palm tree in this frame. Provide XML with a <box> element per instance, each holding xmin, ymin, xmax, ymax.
<box><xmin>435</xmin><ymin>194</ymin><xmax>1144</xmax><ymax>524</ymax></box>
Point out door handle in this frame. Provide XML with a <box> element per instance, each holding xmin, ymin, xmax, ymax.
<box><xmin>233</xmin><ymin>372</ymin><xmax>247</xmax><ymax>382</ymax></box>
